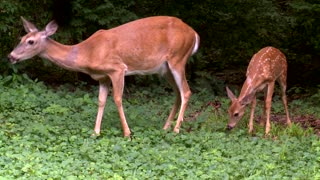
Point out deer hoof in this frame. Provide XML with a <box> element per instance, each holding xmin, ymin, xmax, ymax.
<box><xmin>91</xmin><ymin>132</ymin><xmax>100</xmax><ymax>138</ymax></box>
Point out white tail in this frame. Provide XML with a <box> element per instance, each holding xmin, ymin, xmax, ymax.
<box><xmin>8</xmin><ymin>16</ymin><xmax>200</xmax><ymax>137</ymax></box>
<box><xmin>226</xmin><ymin>47</ymin><xmax>291</xmax><ymax>135</ymax></box>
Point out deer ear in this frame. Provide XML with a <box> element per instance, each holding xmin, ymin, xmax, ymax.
<box><xmin>21</xmin><ymin>16</ymin><xmax>38</xmax><ymax>33</ymax></box>
<box><xmin>240</xmin><ymin>93</ymin><xmax>255</xmax><ymax>105</ymax></box>
<box><xmin>44</xmin><ymin>20</ymin><xmax>58</xmax><ymax>37</ymax></box>
<box><xmin>226</xmin><ymin>86</ymin><xmax>237</xmax><ymax>101</ymax></box>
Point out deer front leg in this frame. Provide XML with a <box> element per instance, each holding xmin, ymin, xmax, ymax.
<box><xmin>94</xmin><ymin>78</ymin><xmax>111</xmax><ymax>136</ymax></box>
<box><xmin>109</xmin><ymin>71</ymin><xmax>131</xmax><ymax>137</ymax></box>
<box><xmin>248</xmin><ymin>96</ymin><xmax>257</xmax><ymax>134</ymax></box>
<box><xmin>265</xmin><ymin>83</ymin><xmax>275</xmax><ymax>135</ymax></box>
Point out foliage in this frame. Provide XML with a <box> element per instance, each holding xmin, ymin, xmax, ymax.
<box><xmin>1</xmin><ymin>0</ymin><xmax>320</xmax><ymax>87</ymax></box>
<box><xmin>279</xmin><ymin>0</ymin><xmax>320</xmax><ymax>87</ymax></box>
<box><xmin>0</xmin><ymin>75</ymin><xmax>319</xmax><ymax>179</ymax></box>
<box><xmin>1</xmin><ymin>0</ymin><xmax>320</xmax><ymax>178</ymax></box>
<box><xmin>288</xmin><ymin>0</ymin><xmax>320</xmax><ymax>53</ymax></box>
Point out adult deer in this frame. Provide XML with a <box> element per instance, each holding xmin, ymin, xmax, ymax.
<box><xmin>8</xmin><ymin>16</ymin><xmax>200</xmax><ymax>137</ymax></box>
<box><xmin>226</xmin><ymin>47</ymin><xmax>291</xmax><ymax>135</ymax></box>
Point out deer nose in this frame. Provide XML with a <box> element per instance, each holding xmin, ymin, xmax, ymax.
<box><xmin>8</xmin><ymin>54</ymin><xmax>14</xmax><ymax>60</ymax></box>
<box><xmin>8</xmin><ymin>54</ymin><xmax>17</xmax><ymax>63</ymax></box>
<box><xmin>226</xmin><ymin>125</ymin><xmax>234</xmax><ymax>131</ymax></box>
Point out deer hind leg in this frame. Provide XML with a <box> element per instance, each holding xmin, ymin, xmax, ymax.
<box><xmin>265</xmin><ymin>82</ymin><xmax>275</xmax><ymax>135</ymax></box>
<box><xmin>163</xmin><ymin>65</ymin><xmax>181</xmax><ymax>130</ymax></box>
<box><xmin>167</xmin><ymin>61</ymin><xmax>191</xmax><ymax>133</ymax></box>
<box><xmin>94</xmin><ymin>78</ymin><xmax>111</xmax><ymax>136</ymax></box>
<box><xmin>109</xmin><ymin>71</ymin><xmax>131</xmax><ymax>137</ymax></box>
<box><xmin>277</xmin><ymin>74</ymin><xmax>291</xmax><ymax>126</ymax></box>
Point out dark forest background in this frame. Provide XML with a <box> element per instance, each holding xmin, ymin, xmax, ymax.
<box><xmin>0</xmin><ymin>0</ymin><xmax>319</xmax><ymax>96</ymax></box>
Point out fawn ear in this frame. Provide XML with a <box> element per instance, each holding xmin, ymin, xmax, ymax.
<box><xmin>240</xmin><ymin>93</ymin><xmax>255</xmax><ymax>105</ymax></box>
<box><xmin>226</xmin><ymin>86</ymin><xmax>236</xmax><ymax>101</ymax></box>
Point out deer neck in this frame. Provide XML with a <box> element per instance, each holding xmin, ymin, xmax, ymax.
<box><xmin>40</xmin><ymin>39</ymin><xmax>82</xmax><ymax>72</ymax></box>
<box><xmin>238</xmin><ymin>77</ymin><xmax>258</xmax><ymax>101</ymax></box>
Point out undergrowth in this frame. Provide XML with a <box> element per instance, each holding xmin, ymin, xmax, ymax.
<box><xmin>0</xmin><ymin>74</ymin><xmax>319</xmax><ymax>179</ymax></box>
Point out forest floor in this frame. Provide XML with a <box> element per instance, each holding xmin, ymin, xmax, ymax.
<box><xmin>185</xmin><ymin>98</ymin><xmax>320</xmax><ymax>136</ymax></box>
<box><xmin>272</xmin><ymin>114</ymin><xmax>320</xmax><ymax>136</ymax></box>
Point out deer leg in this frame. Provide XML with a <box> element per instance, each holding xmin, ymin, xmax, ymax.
<box><xmin>248</xmin><ymin>95</ymin><xmax>257</xmax><ymax>134</ymax></box>
<box><xmin>163</xmin><ymin>68</ymin><xmax>181</xmax><ymax>130</ymax></box>
<box><xmin>94</xmin><ymin>78</ymin><xmax>111</xmax><ymax>136</ymax></box>
<box><xmin>259</xmin><ymin>88</ymin><xmax>268</xmax><ymax>126</ymax></box>
<box><xmin>265</xmin><ymin>83</ymin><xmax>275</xmax><ymax>135</ymax></box>
<box><xmin>109</xmin><ymin>72</ymin><xmax>131</xmax><ymax>137</ymax></box>
<box><xmin>278</xmin><ymin>75</ymin><xmax>291</xmax><ymax>126</ymax></box>
<box><xmin>167</xmin><ymin>63</ymin><xmax>191</xmax><ymax>133</ymax></box>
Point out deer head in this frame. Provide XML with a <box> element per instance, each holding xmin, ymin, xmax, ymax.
<box><xmin>8</xmin><ymin>17</ymin><xmax>58</xmax><ymax>63</ymax></box>
<box><xmin>226</xmin><ymin>86</ymin><xmax>255</xmax><ymax>130</ymax></box>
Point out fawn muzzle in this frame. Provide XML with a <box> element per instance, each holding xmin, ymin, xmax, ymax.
<box><xmin>226</xmin><ymin>124</ymin><xmax>234</xmax><ymax>131</ymax></box>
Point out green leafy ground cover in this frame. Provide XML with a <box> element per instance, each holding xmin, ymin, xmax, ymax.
<box><xmin>0</xmin><ymin>75</ymin><xmax>319</xmax><ymax>179</ymax></box>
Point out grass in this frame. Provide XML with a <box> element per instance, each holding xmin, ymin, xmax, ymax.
<box><xmin>0</xmin><ymin>74</ymin><xmax>319</xmax><ymax>179</ymax></box>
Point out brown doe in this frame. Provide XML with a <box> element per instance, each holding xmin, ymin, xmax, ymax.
<box><xmin>8</xmin><ymin>16</ymin><xmax>200</xmax><ymax>137</ymax></box>
<box><xmin>226</xmin><ymin>47</ymin><xmax>291</xmax><ymax>135</ymax></box>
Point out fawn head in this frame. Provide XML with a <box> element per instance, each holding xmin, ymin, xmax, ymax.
<box><xmin>226</xmin><ymin>86</ymin><xmax>255</xmax><ymax>130</ymax></box>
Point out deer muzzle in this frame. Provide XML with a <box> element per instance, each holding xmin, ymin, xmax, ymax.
<box><xmin>8</xmin><ymin>54</ymin><xmax>19</xmax><ymax>64</ymax></box>
<box><xmin>226</xmin><ymin>124</ymin><xmax>234</xmax><ymax>131</ymax></box>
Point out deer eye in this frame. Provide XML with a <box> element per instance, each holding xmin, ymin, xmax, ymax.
<box><xmin>27</xmin><ymin>40</ymin><xmax>34</xmax><ymax>45</ymax></box>
<box><xmin>234</xmin><ymin>113</ymin><xmax>239</xmax><ymax>117</ymax></box>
